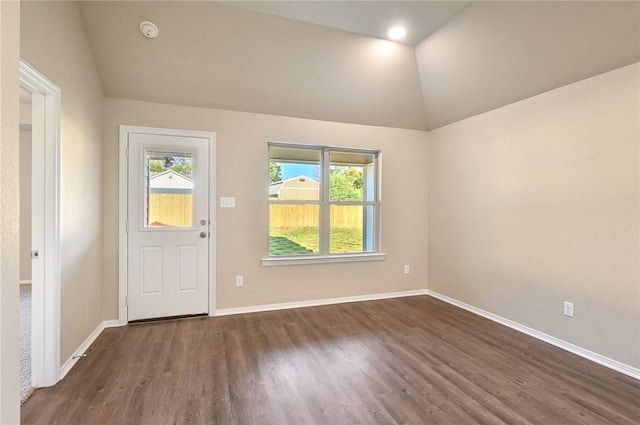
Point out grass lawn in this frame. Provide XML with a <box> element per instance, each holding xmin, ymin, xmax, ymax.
<box><xmin>270</xmin><ymin>227</ymin><xmax>363</xmax><ymax>255</ymax></box>
<box><xmin>269</xmin><ymin>236</ymin><xmax>314</xmax><ymax>256</ymax></box>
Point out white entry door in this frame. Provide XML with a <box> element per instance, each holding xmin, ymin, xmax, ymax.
<box><xmin>127</xmin><ymin>131</ymin><xmax>210</xmax><ymax>321</ymax></box>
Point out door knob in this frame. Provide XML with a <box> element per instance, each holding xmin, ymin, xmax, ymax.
<box><xmin>200</xmin><ymin>232</ymin><xmax>207</xmax><ymax>238</ymax></box>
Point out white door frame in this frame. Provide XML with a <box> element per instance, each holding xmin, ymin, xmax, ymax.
<box><xmin>118</xmin><ymin>125</ymin><xmax>217</xmax><ymax>324</ymax></box>
<box><xmin>19</xmin><ymin>60</ymin><xmax>61</xmax><ymax>387</ymax></box>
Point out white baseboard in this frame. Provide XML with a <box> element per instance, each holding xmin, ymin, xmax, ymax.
<box><xmin>59</xmin><ymin>319</ymin><xmax>126</xmax><ymax>380</ymax></box>
<box><xmin>103</xmin><ymin>319</ymin><xmax>123</xmax><ymax>328</ymax></box>
<box><xmin>215</xmin><ymin>289</ymin><xmax>429</xmax><ymax>317</ymax></box>
<box><xmin>427</xmin><ymin>290</ymin><xmax>640</xmax><ymax>381</ymax></box>
<box><xmin>19</xmin><ymin>280</ymin><xmax>32</xmax><ymax>285</ymax></box>
<box><xmin>60</xmin><ymin>321</ymin><xmax>105</xmax><ymax>379</ymax></box>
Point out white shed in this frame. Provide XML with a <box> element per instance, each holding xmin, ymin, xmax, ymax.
<box><xmin>150</xmin><ymin>170</ymin><xmax>193</xmax><ymax>190</ymax></box>
<box><xmin>269</xmin><ymin>175</ymin><xmax>319</xmax><ymax>200</ymax></box>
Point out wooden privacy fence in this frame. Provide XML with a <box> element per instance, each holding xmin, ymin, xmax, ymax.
<box><xmin>148</xmin><ymin>195</ymin><xmax>362</xmax><ymax>229</ymax></box>
<box><xmin>149</xmin><ymin>193</ymin><xmax>193</xmax><ymax>227</ymax></box>
<box><xmin>270</xmin><ymin>204</ymin><xmax>363</xmax><ymax>228</ymax></box>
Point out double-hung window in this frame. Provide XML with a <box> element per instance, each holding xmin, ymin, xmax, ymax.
<box><xmin>264</xmin><ymin>142</ymin><xmax>383</xmax><ymax>265</ymax></box>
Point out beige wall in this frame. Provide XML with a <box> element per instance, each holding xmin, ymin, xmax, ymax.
<box><xmin>428</xmin><ymin>63</ymin><xmax>640</xmax><ymax>368</ymax></box>
<box><xmin>0</xmin><ymin>0</ymin><xmax>21</xmax><ymax>421</ymax></box>
<box><xmin>21</xmin><ymin>1</ymin><xmax>105</xmax><ymax>362</ymax></box>
<box><xmin>19</xmin><ymin>102</ymin><xmax>31</xmax><ymax>125</ymax></box>
<box><xmin>103</xmin><ymin>98</ymin><xmax>429</xmax><ymax>317</ymax></box>
<box><xmin>20</xmin><ymin>130</ymin><xmax>32</xmax><ymax>281</ymax></box>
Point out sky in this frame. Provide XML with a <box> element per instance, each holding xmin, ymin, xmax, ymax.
<box><xmin>280</xmin><ymin>163</ymin><xmax>320</xmax><ymax>181</ymax></box>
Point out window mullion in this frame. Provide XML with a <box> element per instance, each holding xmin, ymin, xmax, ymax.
<box><xmin>320</xmin><ymin>148</ymin><xmax>331</xmax><ymax>255</ymax></box>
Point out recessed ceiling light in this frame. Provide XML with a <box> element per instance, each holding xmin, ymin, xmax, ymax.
<box><xmin>387</xmin><ymin>26</ymin><xmax>407</xmax><ymax>41</ymax></box>
<box><xmin>140</xmin><ymin>21</ymin><xmax>159</xmax><ymax>39</ymax></box>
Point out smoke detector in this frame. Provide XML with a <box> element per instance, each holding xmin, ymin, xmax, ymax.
<box><xmin>140</xmin><ymin>21</ymin><xmax>159</xmax><ymax>39</ymax></box>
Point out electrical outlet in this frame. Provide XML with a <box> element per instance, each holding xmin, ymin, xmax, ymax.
<box><xmin>563</xmin><ymin>301</ymin><xmax>574</xmax><ymax>318</ymax></box>
<box><xmin>403</xmin><ymin>265</ymin><xmax>410</xmax><ymax>275</ymax></box>
<box><xmin>235</xmin><ymin>276</ymin><xmax>244</xmax><ymax>287</ymax></box>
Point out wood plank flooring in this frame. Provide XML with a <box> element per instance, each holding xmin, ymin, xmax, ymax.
<box><xmin>21</xmin><ymin>295</ymin><xmax>640</xmax><ymax>425</ymax></box>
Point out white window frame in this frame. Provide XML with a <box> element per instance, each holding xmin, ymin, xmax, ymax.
<box><xmin>262</xmin><ymin>142</ymin><xmax>385</xmax><ymax>266</ymax></box>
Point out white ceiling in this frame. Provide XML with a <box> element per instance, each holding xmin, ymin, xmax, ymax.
<box><xmin>219</xmin><ymin>1</ymin><xmax>470</xmax><ymax>46</ymax></box>
<box><xmin>75</xmin><ymin>1</ymin><xmax>640</xmax><ymax>130</ymax></box>
<box><xmin>417</xmin><ymin>1</ymin><xmax>640</xmax><ymax>129</ymax></box>
<box><xmin>77</xmin><ymin>1</ymin><xmax>428</xmax><ymax>129</ymax></box>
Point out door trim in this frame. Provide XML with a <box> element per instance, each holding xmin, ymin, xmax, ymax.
<box><xmin>19</xmin><ymin>60</ymin><xmax>62</xmax><ymax>387</ymax></box>
<box><xmin>118</xmin><ymin>126</ymin><xmax>217</xmax><ymax>325</ymax></box>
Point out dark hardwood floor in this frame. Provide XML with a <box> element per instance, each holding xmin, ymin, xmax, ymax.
<box><xmin>22</xmin><ymin>296</ymin><xmax>640</xmax><ymax>425</ymax></box>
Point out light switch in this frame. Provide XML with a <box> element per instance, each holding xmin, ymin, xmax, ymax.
<box><xmin>220</xmin><ymin>197</ymin><xmax>236</xmax><ymax>208</ymax></box>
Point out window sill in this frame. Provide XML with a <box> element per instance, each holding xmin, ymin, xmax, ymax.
<box><xmin>261</xmin><ymin>252</ymin><xmax>386</xmax><ymax>267</ymax></box>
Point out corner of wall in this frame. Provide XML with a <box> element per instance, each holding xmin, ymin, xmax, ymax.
<box><xmin>0</xmin><ymin>0</ymin><xmax>22</xmax><ymax>422</ymax></box>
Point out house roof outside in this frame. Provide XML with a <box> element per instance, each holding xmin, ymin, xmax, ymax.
<box><xmin>269</xmin><ymin>175</ymin><xmax>319</xmax><ymax>200</ymax></box>
<box><xmin>150</xmin><ymin>169</ymin><xmax>193</xmax><ymax>190</ymax></box>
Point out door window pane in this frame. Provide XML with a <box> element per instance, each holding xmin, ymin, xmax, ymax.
<box><xmin>144</xmin><ymin>149</ymin><xmax>194</xmax><ymax>228</ymax></box>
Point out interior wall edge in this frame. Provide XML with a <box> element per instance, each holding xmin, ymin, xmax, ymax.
<box><xmin>0</xmin><ymin>0</ymin><xmax>21</xmax><ymax>422</ymax></box>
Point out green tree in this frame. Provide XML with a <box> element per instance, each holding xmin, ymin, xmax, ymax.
<box><xmin>329</xmin><ymin>167</ymin><xmax>363</xmax><ymax>201</ymax></box>
<box><xmin>344</xmin><ymin>167</ymin><xmax>363</xmax><ymax>190</ymax></box>
<box><xmin>270</xmin><ymin>162</ymin><xmax>282</xmax><ymax>183</ymax></box>
<box><xmin>171</xmin><ymin>159</ymin><xmax>193</xmax><ymax>175</ymax></box>
<box><xmin>149</xmin><ymin>157</ymin><xmax>193</xmax><ymax>175</ymax></box>
<box><xmin>149</xmin><ymin>160</ymin><xmax>165</xmax><ymax>173</ymax></box>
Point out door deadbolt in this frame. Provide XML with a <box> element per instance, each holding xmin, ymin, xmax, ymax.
<box><xmin>200</xmin><ymin>219</ymin><xmax>207</xmax><ymax>225</ymax></box>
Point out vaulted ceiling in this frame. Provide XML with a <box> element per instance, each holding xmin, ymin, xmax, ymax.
<box><xmin>77</xmin><ymin>1</ymin><xmax>640</xmax><ymax>130</ymax></box>
<box><xmin>220</xmin><ymin>1</ymin><xmax>471</xmax><ymax>46</ymax></box>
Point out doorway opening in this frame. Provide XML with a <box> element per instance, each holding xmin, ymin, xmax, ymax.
<box><xmin>19</xmin><ymin>87</ymin><xmax>33</xmax><ymax>403</ymax></box>
<box><xmin>19</xmin><ymin>60</ymin><xmax>62</xmax><ymax>393</ymax></box>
